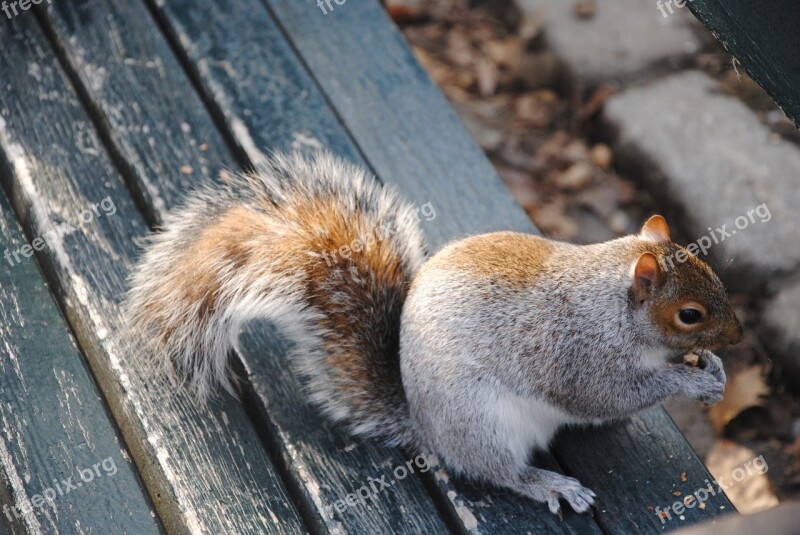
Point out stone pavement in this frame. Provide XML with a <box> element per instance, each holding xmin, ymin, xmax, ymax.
<box><xmin>515</xmin><ymin>0</ymin><xmax>800</xmax><ymax>387</ymax></box>
<box><xmin>516</xmin><ymin>0</ymin><xmax>704</xmax><ymax>85</ymax></box>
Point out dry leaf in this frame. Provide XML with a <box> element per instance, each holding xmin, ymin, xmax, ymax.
<box><xmin>385</xmin><ymin>0</ymin><xmax>427</xmax><ymax>23</ymax></box>
<box><xmin>708</xmin><ymin>365</ymin><xmax>770</xmax><ymax>433</ymax></box>
<box><xmin>475</xmin><ymin>58</ymin><xmax>499</xmax><ymax>97</ymax></box>
<box><xmin>589</xmin><ymin>143</ymin><xmax>613</xmax><ymax>171</ymax></box>
<box><xmin>531</xmin><ymin>202</ymin><xmax>578</xmax><ymax>239</ymax></box>
<box><xmin>704</xmin><ymin>441</ymin><xmax>778</xmax><ymax>514</ymax></box>
<box><xmin>556</xmin><ymin>162</ymin><xmax>594</xmax><ymax>191</ymax></box>
<box><xmin>577</xmin><ymin>84</ymin><xmax>617</xmax><ymax>121</ymax></box>
<box><xmin>483</xmin><ymin>38</ymin><xmax>521</xmax><ymax>69</ymax></box>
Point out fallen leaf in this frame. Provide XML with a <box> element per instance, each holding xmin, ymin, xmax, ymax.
<box><xmin>483</xmin><ymin>37</ymin><xmax>521</xmax><ymax>69</ymax></box>
<box><xmin>708</xmin><ymin>365</ymin><xmax>770</xmax><ymax>433</ymax></box>
<box><xmin>589</xmin><ymin>143</ymin><xmax>613</xmax><ymax>170</ymax></box>
<box><xmin>704</xmin><ymin>440</ymin><xmax>778</xmax><ymax>514</ymax></box>
<box><xmin>531</xmin><ymin>202</ymin><xmax>578</xmax><ymax>239</ymax></box>
<box><xmin>556</xmin><ymin>162</ymin><xmax>594</xmax><ymax>191</ymax></box>
<box><xmin>475</xmin><ymin>58</ymin><xmax>499</xmax><ymax>97</ymax></box>
<box><xmin>385</xmin><ymin>0</ymin><xmax>427</xmax><ymax>23</ymax></box>
<box><xmin>577</xmin><ymin>84</ymin><xmax>617</xmax><ymax>121</ymax></box>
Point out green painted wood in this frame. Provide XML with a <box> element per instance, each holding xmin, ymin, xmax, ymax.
<box><xmin>687</xmin><ymin>0</ymin><xmax>800</xmax><ymax>127</ymax></box>
<box><xmin>0</xmin><ymin>15</ymin><xmax>305</xmax><ymax>535</ymax></box>
<box><xmin>37</xmin><ymin>0</ymin><xmax>234</xmax><ymax>227</ymax></box>
<box><xmin>267</xmin><ymin>2</ymin><xmax>535</xmax><ymax>247</ymax></box>
<box><xmin>143</xmin><ymin>0</ymin><xmax>596</xmax><ymax>532</ymax></box>
<box><xmin>553</xmin><ymin>407</ymin><xmax>736</xmax><ymax>533</ymax></box>
<box><xmin>199</xmin><ymin>0</ymin><xmax>736</xmax><ymax>531</ymax></box>
<box><xmin>421</xmin><ymin>451</ymin><xmax>601</xmax><ymax>535</ymax></box>
<box><xmin>0</xmin><ymin>184</ymin><xmax>160</xmax><ymax>533</ymax></box>
<box><xmin>40</xmin><ymin>0</ymin><xmax>450</xmax><ymax>533</ymax></box>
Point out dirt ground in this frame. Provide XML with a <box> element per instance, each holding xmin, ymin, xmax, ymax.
<box><xmin>389</xmin><ymin>0</ymin><xmax>800</xmax><ymax>514</ymax></box>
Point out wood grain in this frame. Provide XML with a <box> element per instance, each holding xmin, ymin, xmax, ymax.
<box><xmin>687</xmin><ymin>0</ymin><xmax>800</xmax><ymax>127</ymax></box>
<box><xmin>41</xmin><ymin>0</ymin><xmax>449</xmax><ymax>532</ymax></box>
<box><xmin>0</xmin><ymin>181</ymin><xmax>160</xmax><ymax>533</ymax></box>
<box><xmin>27</xmin><ymin>0</ymin><xmax>738</xmax><ymax>532</ymax></box>
<box><xmin>233</xmin><ymin>0</ymin><xmax>737</xmax><ymax>531</ymax></box>
<box><xmin>39</xmin><ymin>0</ymin><xmax>234</xmax><ymax>226</ymax></box>
<box><xmin>262</xmin><ymin>0</ymin><xmax>535</xmax><ymax>247</ymax></box>
<box><xmin>144</xmin><ymin>0</ymin><xmax>594</xmax><ymax>531</ymax></box>
<box><xmin>0</xmin><ymin>14</ymin><xmax>304</xmax><ymax>535</ymax></box>
<box><xmin>553</xmin><ymin>407</ymin><xmax>736</xmax><ymax>532</ymax></box>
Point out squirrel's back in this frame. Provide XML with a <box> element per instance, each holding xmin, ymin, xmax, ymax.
<box><xmin>126</xmin><ymin>152</ymin><xmax>426</xmax><ymax>446</ymax></box>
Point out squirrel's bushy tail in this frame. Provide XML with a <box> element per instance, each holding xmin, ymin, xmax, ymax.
<box><xmin>125</xmin><ymin>152</ymin><xmax>426</xmax><ymax>446</ymax></box>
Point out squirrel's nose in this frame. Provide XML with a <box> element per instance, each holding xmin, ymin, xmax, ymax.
<box><xmin>728</xmin><ymin>322</ymin><xmax>744</xmax><ymax>345</ymax></box>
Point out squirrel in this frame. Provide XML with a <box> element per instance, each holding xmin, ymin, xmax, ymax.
<box><xmin>126</xmin><ymin>151</ymin><xmax>743</xmax><ymax>517</ymax></box>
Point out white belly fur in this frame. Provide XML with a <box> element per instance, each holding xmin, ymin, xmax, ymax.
<box><xmin>488</xmin><ymin>388</ymin><xmax>579</xmax><ymax>462</ymax></box>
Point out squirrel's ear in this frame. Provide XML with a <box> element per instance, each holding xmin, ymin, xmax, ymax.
<box><xmin>640</xmin><ymin>215</ymin><xmax>671</xmax><ymax>243</ymax></box>
<box><xmin>632</xmin><ymin>252</ymin><xmax>662</xmax><ymax>305</ymax></box>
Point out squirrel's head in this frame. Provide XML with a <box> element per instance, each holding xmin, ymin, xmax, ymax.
<box><xmin>630</xmin><ymin>215</ymin><xmax>743</xmax><ymax>352</ymax></box>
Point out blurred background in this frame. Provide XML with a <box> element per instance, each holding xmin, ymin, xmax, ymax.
<box><xmin>386</xmin><ymin>0</ymin><xmax>800</xmax><ymax>515</ymax></box>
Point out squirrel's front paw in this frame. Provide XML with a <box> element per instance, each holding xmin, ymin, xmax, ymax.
<box><xmin>675</xmin><ymin>362</ymin><xmax>725</xmax><ymax>405</ymax></box>
<box><xmin>518</xmin><ymin>467</ymin><xmax>596</xmax><ymax>517</ymax></box>
<box><xmin>698</xmin><ymin>351</ymin><xmax>727</xmax><ymax>386</ymax></box>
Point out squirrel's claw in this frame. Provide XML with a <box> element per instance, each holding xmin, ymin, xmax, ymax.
<box><xmin>547</xmin><ymin>490</ymin><xmax>563</xmax><ymax>519</ymax></box>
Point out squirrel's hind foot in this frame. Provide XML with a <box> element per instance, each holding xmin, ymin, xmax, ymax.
<box><xmin>513</xmin><ymin>467</ymin><xmax>596</xmax><ymax>517</ymax></box>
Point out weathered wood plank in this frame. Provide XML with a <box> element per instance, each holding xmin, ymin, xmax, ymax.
<box><xmin>38</xmin><ymin>0</ymin><xmax>234</xmax><ymax>226</ymax></box>
<box><xmin>0</xmin><ymin>185</ymin><xmax>160</xmax><ymax>533</ymax></box>
<box><xmin>686</xmin><ymin>1</ymin><xmax>800</xmax><ymax>128</ymax></box>
<box><xmin>41</xmin><ymin>0</ymin><xmax>450</xmax><ymax>533</ymax></box>
<box><xmin>553</xmin><ymin>407</ymin><xmax>736</xmax><ymax>533</ymax></box>
<box><xmin>223</xmin><ymin>0</ymin><xmax>737</xmax><ymax>531</ymax></box>
<box><xmin>425</xmin><ymin>451</ymin><xmax>601</xmax><ymax>535</ymax></box>
<box><xmin>0</xmin><ymin>15</ymin><xmax>305</xmax><ymax>535</ymax></box>
<box><xmin>144</xmin><ymin>0</ymin><xmax>596</xmax><ymax>532</ymax></box>
<box><xmin>261</xmin><ymin>0</ymin><xmax>535</xmax><ymax>246</ymax></box>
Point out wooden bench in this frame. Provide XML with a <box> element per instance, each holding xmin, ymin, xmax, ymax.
<box><xmin>687</xmin><ymin>0</ymin><xmax>800</xmax><ymax>128</ymax></box>
<box><xmin>0</xmin><ymin>0</ymin><xmax>735</xmax><ymax>532</ymax></box>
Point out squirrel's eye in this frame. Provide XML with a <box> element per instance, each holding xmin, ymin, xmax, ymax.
<box><xmin>678</xmin><ymin>308</ymin><xmax>703</xmax><ymax>325</ymax></box>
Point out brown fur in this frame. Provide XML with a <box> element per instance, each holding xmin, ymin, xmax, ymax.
<box><xmin>282</xmin><ymin>197</ymin><xmax>411</xmax><ymax>409</ymax></box>
<box><xmin>412</xmin><ymin>223</ymin><xmax>740</xmax><ymax>353</ymax></box>
<box><xmin>424</xmin><ymin>232</ymin><xmax>554</xmax><ymax>288</ymax></box>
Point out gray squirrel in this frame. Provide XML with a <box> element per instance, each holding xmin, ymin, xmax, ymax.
<box><xmin>126</xmin><ymin>151</ymin><xmax>742</xmax><ymax>517</ymax></box>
